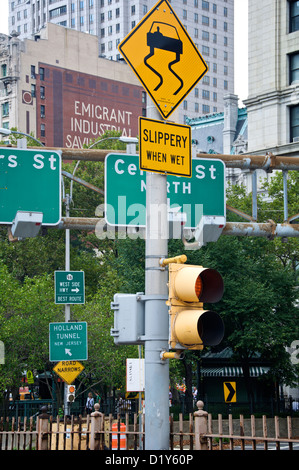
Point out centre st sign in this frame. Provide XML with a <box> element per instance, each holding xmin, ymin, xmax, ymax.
<box><xmin>105</xmin><ymin>153</ymin><xmax>225</xmax><ymax>229</ymax></box>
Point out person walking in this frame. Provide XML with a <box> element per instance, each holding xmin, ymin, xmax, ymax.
<box><xmin>85</xmin><ymin>392</ymin><xmax>94</xmax><ymax>415</ymax></box>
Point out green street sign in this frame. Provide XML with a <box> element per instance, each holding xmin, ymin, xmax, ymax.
<box><xmin>105</xmin><ymin>153</ymin><xmax>225</xmax><ymax>229</ymax></box>
<box><xmin>49</xmin><ymin>322</ymin><xmax>88</xmax><ymax>362</ymax></box>
<box><xmin>0</xmin><ymin>148</ymin><xmax>61</xmax><ymax>225</ymax></box>
<box><xmin>55</xmin><ymin>271</ymin><xmax>85</xmax><ymax>304</ymax></box>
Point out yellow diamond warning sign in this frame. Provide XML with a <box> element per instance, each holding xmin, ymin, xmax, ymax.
<box><xmin>118</xmin><ymin>0</ymin><xmax>208</xmax><ymax>119</ymax></box>
<box><xmin>53</xmin><ymin>361</ymin><xmax>85</xmax><ymax>385</ymax></box>
<box><xmin>139</xmin><ymin>117</ymin><xmax>191</xmax><ymax>177</ymax></box>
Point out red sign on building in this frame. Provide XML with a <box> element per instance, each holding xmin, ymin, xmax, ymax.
<box><xmin>35</xmin><ymin>64</ymin><xmax>144</xmax><ymax>148</ymax></box>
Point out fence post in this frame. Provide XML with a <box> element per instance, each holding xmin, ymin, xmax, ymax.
<box><xmin>90</xmin><ymin>403</ymin><xmax>104</xmax><ymax>450</ymax></box>
<box><xmin>194</xmin><ymin>400</ymin><xmax>208</xmax><ymax>450</ymax></box>
<box><xmin>37</xmin><ymin>406</ymin><xmax>50</xmax><ymax>450</ymax></box>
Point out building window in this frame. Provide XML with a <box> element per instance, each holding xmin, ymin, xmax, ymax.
<box><xmin>40</xmin><ymin>86</ymin><xmax>45</xmax><ymax>99</ymax></box>
<box><xmin>31</xmin><ymin>65</ymin><xmax>36</xmax><ymax>79</ymax></box>
<box><xmin>290</xmin><ymin>52</ymin><xmax>299</xmax><ymax>84</ymax></box>
<box><xmin>31</xmin><ymin>84</ymin><xmax>36</xmax><ymax>97</ymax></box>
<box><xmin>2</xmin><ymin>102</ymin><xmax>9</xmax><ymax>117</ymax></box>
<box><xmin>289</xmin><ymin>0</ymin><xmax>299</xmax><ymax>32</ymax></box>
<box><xmin>40</xmin><ymin>105</ymin><xmax>45</xmax><ymax>118</ymax></box>
<box><xmin>290</xmin><ymin>104</ymin><xmax>299</xmax><ymax>141</ymax></box>
<box><xmin>202</xmin><ymin>45</ymin><xmax>209</xmax><ymax>56</ymax></box>
<box><xmin>39</xmin><ymin>67</ymin><xmax>45</xmax><ymax>80</ymax></box>
<box><xmin>1</xmin><ymin>64</ymin><xmax>7</xmax><ymax>77</ymax></box>
<box><xmin>202</xmin><ymin>15</ymin><xmax>209</xmax><ymax>26</ymax></box>
<box><xmin>41</xmin><ymin>124</ymin><xmax>45</xmax><ymax>137</ymax></box>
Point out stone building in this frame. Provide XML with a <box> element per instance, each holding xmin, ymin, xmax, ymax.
<box><xmin>0</xmin><ymin>23</ymin><xmax>145</xmax><ymax>147</ymax></box>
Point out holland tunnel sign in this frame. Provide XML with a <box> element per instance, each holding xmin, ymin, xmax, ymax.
<box><xmin>49</xmin><ymin>322</ymin><xmax>88</xmax><ymax>362</ymax></box>
<box><xmin>105</xmin><ymin>153</ymin><xmax>225</xmax><ymax>229</ymax></box>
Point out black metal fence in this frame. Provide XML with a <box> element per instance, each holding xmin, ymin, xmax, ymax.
<box><xmin>1</xmin><ymin>396</ymin><xmax>299</xmax><ymax>422</ymax></box>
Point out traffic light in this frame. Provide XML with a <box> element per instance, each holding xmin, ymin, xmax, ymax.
<box><xmin>167</xmin><ymin>262</ymin><xmax>224</xmax><ymax>351</ymax></box>
<box><xmin>66</xmin><ymin>384</ymin><xmax>76</xmax><ymax>402</ymax></box>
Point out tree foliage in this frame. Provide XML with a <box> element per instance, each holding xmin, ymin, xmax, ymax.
<box><xmin>0</xmin><ymin>133</ymin><xmax>298</xmax><ymax>413</ymax></box>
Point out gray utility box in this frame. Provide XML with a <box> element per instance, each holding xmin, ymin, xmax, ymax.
<box><xmin>111</xmin><ymin>293</ymin><xmax>145</xmax><ymax>345</ymax></box>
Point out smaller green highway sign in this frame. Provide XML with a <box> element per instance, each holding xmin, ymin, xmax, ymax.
<box><xmin>54</xmin><ymin>271</ymin><xmax>85</xmax><ymax>304</ymax></box>
<box><xmin>49</xmin><ymin>322</ymin><xmax>88</xmax><ymax>362</ymax></box>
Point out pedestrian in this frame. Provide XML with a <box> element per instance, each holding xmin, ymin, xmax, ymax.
<box><xmin>85</xmin><ymin>392</ymin><xmax>94</xmax><ymax>415</ymax></box>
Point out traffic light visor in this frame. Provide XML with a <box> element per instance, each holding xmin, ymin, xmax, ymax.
<box><xmin>174</xmin><ymin>267</ymin><xmax>224</xmax><ymax>303</ymax></box>
<box><xmin>174</xmin><ymin>309</ymin><xmax>224</xmax><ymax>347</ymax></box>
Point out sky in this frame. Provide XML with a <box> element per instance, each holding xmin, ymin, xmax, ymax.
<box><xmin>0</xmin><ymin>0</ymin><xmax>248</xmax><ymax>101</ymax></box>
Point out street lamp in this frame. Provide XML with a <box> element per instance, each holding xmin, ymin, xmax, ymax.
<box><xmin>0</xmin><ymin>127</ymin><xmax>44</xmax><ymax>146</ymax></box>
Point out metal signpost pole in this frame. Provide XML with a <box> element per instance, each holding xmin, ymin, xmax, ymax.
<box><xmin>64</xmin><ymin>193</ymin><xmax>71</xmax><ymax>416</ymax></box>
<box><xmin>144</xmin><ymin>103</ymin><xmax>169</xmax><ymax>450</ymax></box>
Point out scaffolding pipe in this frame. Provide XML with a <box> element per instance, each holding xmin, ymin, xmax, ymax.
<box><xmin>2</xmin><ymin>145</ymin><xmax>298</xmax><ymax>169</ymax></box>
<box><xmin>195</xmin><ymin>153</ymin><xmax>299</xmax><ymax>171</ymax></box>
<box><xmin>56</xmin><ymin>218</ymin><xmax>299</xmax><ymax>239</ymax></box>
<box><xmin>223</xmin><ymin>222</ymin><xmax>299</xmax><ymax>239</ymax></box>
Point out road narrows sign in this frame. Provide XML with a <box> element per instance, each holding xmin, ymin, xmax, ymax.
<box><xmin>118</xmin><ymin>0</ymin><xmax>208</xmax><ymax>119</ymax></box>
<box><xmin>139</xmin><ymin>117</ymin><xmax>191</xmax><ymax>177</ymax></box>
<box><xmin>53</xmin><ymin>361</ymin><xmax>85</xmax><ymax>385</ymax></box>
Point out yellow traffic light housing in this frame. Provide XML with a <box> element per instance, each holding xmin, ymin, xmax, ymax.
<box><xmin>167</xmin><ymin>262</ymin><xmax>224</xmax><ymax>351</ymax></box>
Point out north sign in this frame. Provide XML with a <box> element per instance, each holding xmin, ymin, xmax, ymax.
<box><xmin>118</xmin><ymin>0</ymin><xmax>208</xmax><ymax>119</ymax></box>
<box><xmin>0</xmin><ymin>147</ymin><xmax>61</xmax><ymax>225</ymax></box>
<box><xmin>49</xmin><ymin>322</ymin><xmax>88</xmax><ymax>362</ymax></box>
<box><xmin>139</xmin><ymin>117</ymin><xmax>191</xmax><ymax>177</ymax></box>
<box><xmin>105</xmin><ymin>153</ymin><xmax>225</xmax><ymax>229</ymax></box>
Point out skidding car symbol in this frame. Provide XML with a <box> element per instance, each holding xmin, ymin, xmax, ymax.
<box><xmin>144</xmin><ymin>22</ymin><xmax>183</xmax><ymax>95</ymax></box>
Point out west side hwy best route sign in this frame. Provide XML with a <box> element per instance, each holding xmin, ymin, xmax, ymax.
<box><xmin>118</xmin><ymin>0</ymin><xmax>208</xmax><ymax>120</ymax></box>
